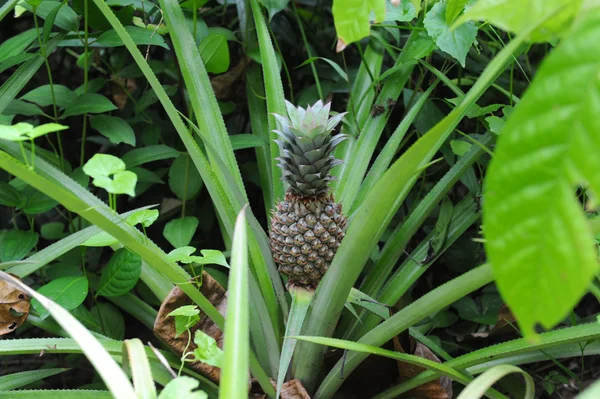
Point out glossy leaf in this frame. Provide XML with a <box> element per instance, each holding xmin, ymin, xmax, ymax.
<box><xmin>21</xmin><ymin>84</ymin><xmax>77</xmax><ymax>109</ymax></box>
<box><xmin>0</xmin><ymin>182</ymin><xmax>20</xmax><ymax>206</ymax></box>
<box><xmin>163</xmin><ymin>217</ymin><xmax>199</xmax><ymax>248</ymax></box>
<box><xmin>483</xmin><ymin>9</ymin><xmax>600</xmax><ymax>338</ymax></box>
<box><xmin>97</xmin><ymin>248</ymin><xmax>142</xmax><ymax>297</ymax></box>
<box><xmin>61</xmin><ymin>93</ymin><xmax>118</xmax><ymax>118</ymax></box>
<box><xmin>332</xmin><ymin>0</ymin><xmax>385</xmax><ymax>49</ymax></box>
<box><xmin>96</xmin><ymin>26</ymin><xmax>169</xmax><ymax>49</ymax></box>
<box><xmin>424</xmin><ymin>2</ymin><xmax>478</xmax><ymax>67</ymax></box>
<box><xmin>90</xmin><ymin>115</ymin><xmax>136</xmax><ymax>146</ymax></box>
<box><xmin>0</xmin><ymin>230</ymin><xmax>38</xmax><ymax>262</ymax></box>
<box><xmin>32</xmin><ymin>276</ymin><xmax>89</xmax><ymax>319</ymax></box>
<box><xmin>198</xmin><ymin>32</ymin><xmax>230</xmax><ymax>74</ymax></box>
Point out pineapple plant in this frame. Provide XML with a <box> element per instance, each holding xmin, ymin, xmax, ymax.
<box><xmin>269</xmin><ymin>100</ymin><xmax>348</xmax><ymax>288</ymax></box>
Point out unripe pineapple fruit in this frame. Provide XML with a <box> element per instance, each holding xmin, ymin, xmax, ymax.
<box><xmin>269</xmin><ymin>100</ymin><xmax>347</xmax><ymax>288</ymax></box>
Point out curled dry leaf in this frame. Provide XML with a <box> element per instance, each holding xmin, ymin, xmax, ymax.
<box><xmin>0</xmin><ymin>273</ymin><xmax>31</xmax><ymax>335</ymax></box>
<box><xmin>392</xmin><ymin>335</ymin><xmax>452</xmax><ymax>399</ymax></box>
<box><xmin>276</xmin><ymin>379</ymin><xmax>311</xmax><ymax>399</ymax></box>
<box><xmin>110</xmin><ymin>76</ymin><xmax>138</xmax><ymax>110</ymax></box>
<box><xmin>154</xmin><ymin>272</ymin><xmax>227</xmax><ymax>385</ymax></box>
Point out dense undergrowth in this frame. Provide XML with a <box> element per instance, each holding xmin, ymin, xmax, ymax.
<box><xmin>1</xmin><ymin>0</ymin><xmax>600</xmax><ymax>398</ymax></box>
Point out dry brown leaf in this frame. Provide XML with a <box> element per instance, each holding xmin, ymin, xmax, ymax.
<box><xmin>392</xmin><ymin>335</ymin><xmax>452</xmax><ymax>399</ymax></box>
<box><xmin>268</xmin><ymin>379</ymin><xmax>311</xmax><ymax>399</ymax></box>
<box><xmin>154</xmin><ymin>272</ymin><xmax>227</xmax><ymax>385</ymax></box>
<box><xmin>0</xmin><ymin>273</ymin><xmax>31</xmax><ymax>335</ymax></box>
<box><xmin>110</xmin><ymin>76</ymin><xmax>137</xmax><ymax>110</ymax></box>
<box><xmin>211</xmin><ymin>56</ymin><xmax>250</xmax><ymax>101</ymax></box>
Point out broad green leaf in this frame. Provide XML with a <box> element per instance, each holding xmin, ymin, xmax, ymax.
<box><xmin>398</xmin><ymin>31</ymin><xmax>437</xmax><ymax>62</ymax></box>
<box><xmin>3</xmin><ymin>99</ymin><xmax>44</xmax><ymax>116</ymax></box>
<box><xmin>168</xmin><ymin>154</ymin><xmax>202</xmax><ymax>201</ymax></box>
<box><xmin>167</xmin><ymin>246</ymin><xmax>198</xmax><ymax>264</ymax></box>
<box><xmin>386</xmin><ymin>0</ymin><xmax>417</xmax><ymax>22</ymax></box>
<box><xmin>450</xmin><ymin>140</ymin><xmax>472</xmax><ymax>156</ymax></box>
<box><xmin>483</xmin><ymin>10</ymin><xmax>600</xmax><ymax>338</ymax></box>
<box><xmin>0</xmin><ymin>368</ymin><xmax>69</xmax><ymax>390</ymax></box>
<box><xmin>90</xmin><ymin>115</ymin><xmax>136</xmax><ymax>146</ymax></box>
<box><xmin>163</xmin><ymin>217</ymin><xmax>199</xmax><ymax>248</ymax></box>
<box><xmin>93</xmin><ymin>171</ymin><xmax>137</xmax><ymax>196</ymax></box>
<box><xmin>168</xmin><ymin>304</ymin><xmax>200</xmax><ymax>337</ymax></box>
<box><xmin>61</xmin><ymin>93</ymin><xmax>118</xmax><ymax>118</ymax></box>
<box><xmin>126</xmin><ymin>209</ymin><xmax>159</xmax><ymax>227</ymax></box>
<box><xmin>21</xmin><ymin>84</ymin><xmax>77</xmax><ymax>109</ymax></box>
<box><xmin>486</xmin><ymin>115</ymin><xmax>505</xmax><ymax>134</ymax></box>
<box><xmin>424</xmin><ymin>2</ymin><xmax>478</xmax><ymax>67</ymax></box>
<box><xmin>96</xmin><ymin>26</ymin><xmax>169</xmax><ymax>49</ymax></box>
<box><xmin>445</xmin><ymin>0</ymin><xmax>469</xmax><ymax>24</ymax></box>
<box><xmin>0</xmin><ymin>182</ymin><xmax>20</xmax><ymax>206</ymax></box>
<box><xmin>121</xmin><ymin>145</ymin><xmax>179</xmax><ymax>168</ymax></box>
<box><xmin>195</xmin><ymin>250</ymin><xmax>229</xmax><ymax>268</ymax></box>
<box><xmin>198</xmin><ymin>32</ymin><xmax>230</xmax><ymax>74</ymax></box>
<box><xmin>0</xmin><ymin>123</ymin><xmax>68</xmax><ymax>142</ymax></box>
<box><xmin>18</xmin><ymin>0</ymin><xmax>79</xmax><ymax>31</ymax></box>
<box><xmin>0</xmin><ymin>230</ymin><xmax>38</xmax><ymax>262</ymax></box>
<box><xmin>455</xmin><ymin>0</ymin><xmax>582</xmax><ymax>43</ymax></box>
<box><xmin>97</xmin><ymin>248</ymin><xmax>142</xmax><ymax>297</ymax></box>
<box><xmin>158</xmin><ymin>376</ymin><xmax>208</xmax><ymax>399</ymax></box>
<box><xmin>41</xmin><ymin>222</ymin><xmax>67</xmax><ymax>240</ymax></box>
<box><xmin>259</xmin><ymin>0</ymin><xmax>289</xmax><ymax>20</ymax></box>
<box><xmin>0</xmin><ymin>29</ymin><xmax>36</xmax><ymax>63</ymax></box>
<box><xmin>332</xmin><ymin>0</ymin><xmax>386</xmax><ymax>50</ymax></box>
<box><xmin>21</xmin><ymin>185</ymin><xmax>58</xmax><ymax>214</ymax></box>
<box><xmin>32</xmin><ymin>276</ymin><xmax>89</xmax><ymax>319</ymax></box>
<box><xmin>83</xmin><ymin>154</ymin><xmax>126</xmax><ymax>178</ymax></box>
<box><xmin>91</xmin><ymin>302</ymin><xmax>125</xmax><ymax>340</ymax></box>
<box><xmin>193</xmin><ymin>330</ymin><xmax>223</xmax><ymax>368</ymax></box>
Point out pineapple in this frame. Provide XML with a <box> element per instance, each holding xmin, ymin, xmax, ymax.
<box><xmin>269</xmin><ymin>100</ymin><xmax>347</xmax><ymax>288</ymax></box>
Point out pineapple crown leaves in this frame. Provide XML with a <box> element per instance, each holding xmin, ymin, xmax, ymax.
<box><xmin>272</xmin><ymin>100</ymin><xmax>348</xmax><ymax>197</ymax></box>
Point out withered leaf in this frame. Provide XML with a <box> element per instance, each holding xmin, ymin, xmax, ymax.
<box><xmin>154</xmin><ymin>272</ymin><xmax>227</xmax><ymax>385</ymax></box>
<box><xmin>393</xmin><ymin>335</ymin><xmax>452</xmax><ymax>399</ymax></box>
<box><xmin>274</xmin><ymin>379</ymin><xmax>311</xmax><ymax>399</ymax></box>
<box><xmin>0</xmin><ymin>273</ymin><xmax>31</xmax><ymax>335</ymax></box>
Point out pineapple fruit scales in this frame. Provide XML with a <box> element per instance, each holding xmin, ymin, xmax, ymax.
<box><xmin>269</xmin><ymin>100</ymin><xmax>348</xmax><ymax>288</ymax></box>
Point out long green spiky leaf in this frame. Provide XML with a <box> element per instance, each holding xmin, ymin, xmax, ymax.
<box><xmin>483</xmin><ymin>4</ymin><xmax>600</xmax><ymax>338</ymax></box>
<box><xmin>456</xmin><ymin>365</ymin><xmax>534</xmax><ymax>399</ymax></box>
<box><xmin>0</xmin><ymin>368</ymin><xmax>69</xmax><ymax>390</ymax></box>
<box><xmin>249</xmin><ymin>0</ymin><xmax>286</xmax><ymax>202</ymax></box>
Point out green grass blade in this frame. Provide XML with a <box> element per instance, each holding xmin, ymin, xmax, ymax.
<box><xmin>249</xmin><ymin>0</ymin><xmax>286</xmax><ymax>203</ymax></box>
<box><xmin>0</xmin><ymin>368</ymin><xmax>69</xmax><ymax>390</ymax></box>
<box><xmin>315</xmin><ymin>264</ymin><xmax>495</xmax><ymax>398</ymax></box>
<box><xmin>0</xmin><ymin>0</ymin><xmax>19</xmax><ymax>22</ymax></box>
<box><xmin>158</xmin><ymin>0</ymin><xmax>246</xmax><ymax>198</ymax></box>
<box><xmin>457</xmin><ymin>365</ymin><xmax>534</xmax><ymax>399</ymax></box>
<box><xmin>0</xmin><ymin>33</ymin><xmax>65</xmax><ymax>114</ymax></box>
<box><xmin>349</xmin><ymin>81</ymin><xmax>438</xmax><ymax>214</ymax></box>
<box><xmin>0</xmin><ymin>391</ymin><xmax>113</xmax><ymax>398</ymax></box>
<box><xmin>247</xmin><ymin>64</ymin><xmax>274</xmax><ymax>214</ymax></box>
<box><xmin>343</xmin><ymin>194</ymin><xmax>480</xmax><ymax>341</ymax></box>
<box><xmin>293</xmin><ymin>336</ymin><xmax>508</xmax><ymax>399</ymax></box>
<box><xmin>276</xmin><ymin>288</ymin><xmax>313</xmax><ymax>399</ymax></box>
<box><xmin>219</xmin><ymin>208</ymin><xmax>250</xmax><ymax>399</ymax></box>
<box><xmin>0</xmin><ymin>337</ymin><xmax>219</xmax><ymax>395</ymax></box>
<box><xmin>0</xmin><ymin>272</ymin><xmax>137</xmax><ymax>399</ymax></box>
<box><xmin>122</xmin><ymin>339</ymin><xmax>157</xmax><ymax>399</ymax></box>
<box><xmin>358</xmin><ymin>133</ymin><xmax>493</xmax><ymax>299</ymax></box>
<box><xmin>332</xmin><ymin>40</ymin><xmax>384</xmax><ymax>189</ymax></box>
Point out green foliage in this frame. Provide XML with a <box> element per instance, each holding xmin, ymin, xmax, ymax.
<box><xmin>456</xmin><ymin>0</ymin><xmax>582</xmax><ymax>42</ymax></box>
<box><xmin>332</xmin><ymin>0</ymin><xmax>385</xmax><ymax>48</ymax></box>
<box><xmin>198</xmin><ymin>32</ymin><xmax>230</xmax><ymax>74</ymax></box>
<box><xmin>97</xmin><ymin>248</ymin><xmax>142</xmax><ymax>297</ymax></box>
<box><xmin>0</xmin><ymin>230</ymin><xmax>38</xmax><ymax>261</ymax></box>
<box><xmin>168</xmin><ymin>305</ymin><xmax>200</xmax><ymax>337</ymax></box>
<box><xmin>163</xmin><ymin>217</ymin><xmax>199</xmax><ymax>248</ymax></box>
<box><xmin>83</xmin><ymin>154</ymin><xmax>138</xmax><ymax>197</ymax></box>
<box><xmin>483</xmin><ymin>7</ymin><xmax>600</xmax><ymax>338</ymax></box>
<box><xmin>424</xmin><ymin>2</ymin><xmax>478</xmax><ymax>67</ymax></box>
<box><xmin>32</xmin><ymin>276</ymin><xmax>89</xmax><ymax>319</ymax></box>
<box><xmin>192</xmin><ymin>330</ymin><xmax>223</xmax><ymax>368</ymax></box>
<box><xmin>61</xmin><ymin>93</ymin><xmax>118</xmax><ymax>118</ymax></box>
<box><xmin>90</xmin><ymin>115</ymin><xmax>136</xmax><ymax>146</ymax></box>
<box><xmin>158</xmin><ymin>377</ymin><xmax>208</xmax><ymax>399</ymax></box>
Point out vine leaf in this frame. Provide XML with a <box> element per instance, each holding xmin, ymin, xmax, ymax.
<box><xmin>483</xmin><ymin>9</ymin><xmax>600</xmax><ymax>339</ymax></box>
